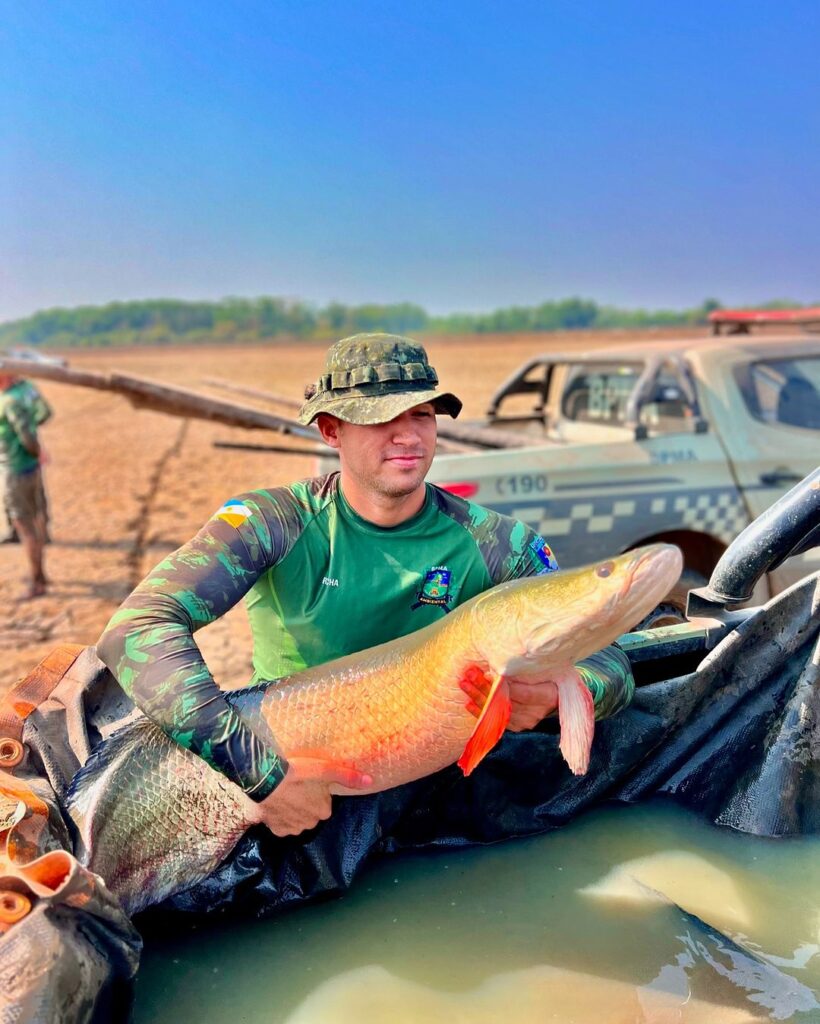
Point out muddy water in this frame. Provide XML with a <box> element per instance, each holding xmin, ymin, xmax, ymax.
<box><xmin>134</xmin><ymin>800</ymin><xmax>820</xmax><ymax>1022</ymax></box>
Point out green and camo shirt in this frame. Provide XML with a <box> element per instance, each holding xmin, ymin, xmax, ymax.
<box><xmin>97</xmin><ymin>473</ymin><xmax>634</xmax><ymax>801</ymax></box>
<box><xmin>17</xmin><ymin>380</ymin><xmax>52</xmax><ymax>428</ymax></box>
<box><xmin>0</xmin><ymin>381</ymin><xmax>39</xmax><ymax>475</ymax></box>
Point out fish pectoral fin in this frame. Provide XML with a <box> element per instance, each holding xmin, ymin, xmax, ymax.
<box><xmin>457</xmin><ymin>672</ymin><xmax>511</xmax><ymax>776</ymax></box>
<box><xmin>557</xmin><ymin>671</ymin><xmax>595</xmax><ymax>776</ymax></box>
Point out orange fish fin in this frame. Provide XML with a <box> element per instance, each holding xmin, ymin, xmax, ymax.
<box><xmin>457</xmin><ymin>673</ymin><xmax>511</xmax><ymax>776</ymax></box>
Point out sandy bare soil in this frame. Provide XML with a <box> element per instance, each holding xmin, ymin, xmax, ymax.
<box><xmin>0</xmin><ymin>327</ymin><xmax>708</xmax><ymax>697</ymax></box>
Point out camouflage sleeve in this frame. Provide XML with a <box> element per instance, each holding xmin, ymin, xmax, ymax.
<box><xmin>5</xmin><ymin>398</ymin><xmax>38</xmax><ymax>455</ymax></box>
<box><xmin>30</xmin><ymin>387</ymin><xmax>52</xmax><ymax>426</ymax></box>
<box><xmin>506</xmin><ymin>524</ymin><xmax>635</xmax><ymax>719</ymax></box>
<box><xmin>97</xmin><ymin>491</ymin><xmax>299</xmax><ymax>801</ymax></box>
<box><xmin>575</xmin><ymin>645</ymin><xmax>635</xmax><ymax>720</ymax></box>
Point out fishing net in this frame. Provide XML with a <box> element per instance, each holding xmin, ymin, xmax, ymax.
<box><xmin>1</xmin><ymin>570</ymin><xmax>818</xmax><ymax>1020</ymax></box>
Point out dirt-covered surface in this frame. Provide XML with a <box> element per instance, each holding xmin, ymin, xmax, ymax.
<box><xmin>0</xmin><ymin>328</ymin><xmax>705</xmax><ymax>697</ymax></box>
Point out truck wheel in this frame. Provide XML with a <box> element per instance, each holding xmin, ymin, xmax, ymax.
<box><xmin>632</xmin><ymin>569</ymin><xmax>707</xmax><ymax>630</ymax></box>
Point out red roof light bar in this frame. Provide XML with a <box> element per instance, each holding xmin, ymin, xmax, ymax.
<box><xmin>438</xmin><ymin>481</ymin><xmax>479</xmax><ymax>499</ymax></box>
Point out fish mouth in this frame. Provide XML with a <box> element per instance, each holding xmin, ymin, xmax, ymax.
<box><xmin>618</xmin><ymin>544</ymin><xmax>684</xmax><ymax>623</ymax></box>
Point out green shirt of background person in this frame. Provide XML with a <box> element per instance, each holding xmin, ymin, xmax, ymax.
<box><xmin>1</xmin><ymin>377</ymin><xmax>53</xmax><ymax>544</ymax></box>
<box><xmin>98</xmin><ymin>334</ymin><xmax>636</xmax><ymax>839</ymax></box>
<box><xmin>0</xmin><ymin>378</ymin><xmax>42</xmax><ymax>474</ymax></box>
<box><xmin>0</xmin><ymin>374</ymin><xmax>51</xmax><ymax>598</ymax></box>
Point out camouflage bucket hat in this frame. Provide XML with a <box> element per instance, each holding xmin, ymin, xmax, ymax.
<box><xmin>298</xmin><ymin>333</ymin><xmax>462</xmax><ymax>426</ymax></box>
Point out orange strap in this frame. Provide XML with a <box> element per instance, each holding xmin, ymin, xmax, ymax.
<box><xmin>0</xmin><ymin>644</ymin><xmax>87</xmax><ymax>926</ymax></box>
<box><xmin>0</xmin><ymin>643</ymin><xmax>85</xmax><ymax>744</ymax></box>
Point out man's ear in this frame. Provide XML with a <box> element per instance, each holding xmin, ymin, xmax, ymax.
<box><xmin>316</xmin><ymin>413</ymin><xmax>343</xmax><ymax>449</ymax></box>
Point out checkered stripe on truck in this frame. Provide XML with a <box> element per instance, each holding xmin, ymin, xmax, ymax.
<box><xmin>498</xmin><ymin>485</ymin><xmax>749</xmax><ymax>561</ymax></box>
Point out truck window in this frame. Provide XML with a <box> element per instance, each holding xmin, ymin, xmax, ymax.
<box><xmin>561</xmin><ymin>364</ymin><xmax>641</xmax><ymax>425</ymax></box>
<box><xmin>735</xmin><ymin>358</ymin><xmax>820</xmax><ymax>430</ymax></box>
<box><xmin>639</xmin><ymin>367</ymin><xmax>696</xmax><ymax>433</ymax></box>
<box><xmin>561</xmin><ymin>362</ymin><xmax>696</xmax><ymax>434</ymax></box>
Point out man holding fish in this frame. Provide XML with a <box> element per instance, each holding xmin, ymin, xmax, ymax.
<box><xmin>97</xmin><ymin>334</ymin><xmax>636</xmax><ymax>840</ymax></box>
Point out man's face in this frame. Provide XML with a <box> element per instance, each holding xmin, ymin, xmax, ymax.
<box><xmin>319</xmin><ymin>402</ymin><xmax>438</xmax><ymax>499</ymax></box>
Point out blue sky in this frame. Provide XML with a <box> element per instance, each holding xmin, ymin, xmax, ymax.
<box><xmin>2</xmin><ymin>1</ymin><xmax>818</xmax><ymax>322</ymax></box>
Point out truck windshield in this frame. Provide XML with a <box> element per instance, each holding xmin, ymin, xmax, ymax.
<box><xmin>735</xmin><ymin>357</ymin><xmax>820</xmax><ymax>430</ymax></box>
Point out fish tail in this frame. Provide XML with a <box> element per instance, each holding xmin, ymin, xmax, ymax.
<box><xmin>557</xmin><ymin>671</ymin><xmax>595</xmax><ymax>775</ymax></box>
<box><xmin>457</xmin><ymin>673</ymin><xmax>511</xmax><ymax>776</ymax></box>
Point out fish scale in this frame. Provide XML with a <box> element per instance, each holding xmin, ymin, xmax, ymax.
<box><xmin>256</xmin><ymin>637</ymin><xmax>471</xmax><ymax>788</ymax></box>
<box><xmin>66</xmin><ymin>544</ymin><xmax>682</xmax><ymax>916</ymax></box>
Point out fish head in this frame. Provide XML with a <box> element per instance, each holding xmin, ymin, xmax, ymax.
<box><xmin>472</xmin><ymin>543</ymin><xmax>683</xmax><ymax>679</ymax></box>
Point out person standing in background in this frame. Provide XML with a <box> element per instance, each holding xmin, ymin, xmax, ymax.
<box><xmin>0</xmin><ymin>373</ymin><xmax>51</xmax><ymax>598</ymax></box>
<box><xmin>17</xmin><ymin>378</ymin><xmax>53</xmax><ymax>541</ymax></box>
<box><xmin>0</xmin><ymin>377</ymin><xmax>53</xmax><ymax>545</ymax></box>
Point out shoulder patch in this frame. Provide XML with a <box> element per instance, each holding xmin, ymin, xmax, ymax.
<box><xmin>528</xmin><ymin>536</ymin><xmax>558</xmax><ymax>574</ymax></box>
<box><xmin>214</xmin><ymin>499</ymin><xmax>253</xmax><ymax>528</ymax></box>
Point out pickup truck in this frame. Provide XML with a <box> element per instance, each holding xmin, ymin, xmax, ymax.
<box><xmin>426</xmin><ymin>333</ymin><xmax>820</xmax><ymax>619</ymax></box>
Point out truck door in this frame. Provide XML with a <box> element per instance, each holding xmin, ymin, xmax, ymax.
<box><xmin>722</xmin><ymin>353</ymin><xmax>820</xmax><ymax>592</ymax></box>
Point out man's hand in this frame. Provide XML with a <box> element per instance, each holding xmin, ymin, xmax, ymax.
<box><xmin>254</xmin><ymin>756</ymin><xmax>373</xmax><ymax>837</ymax></box>
<box><xmin>460</xmin><ymin>664</ymin><xmax>583</xmax><ymax>732</ymax></box>
<box><xmin>506</xmin><ymin>677</ymin><xmax>559</xmax><ymax>731</ymax></box>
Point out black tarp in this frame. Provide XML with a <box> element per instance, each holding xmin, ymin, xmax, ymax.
<box><xmin>1</xmin><ymin>569</ymin><xmax>818</xmax><ymax>1021</ymax></box>
<box><xmin>155</xmin><ymin>569</ymin><xmax>820</xmax><ymax>920</ymax></box>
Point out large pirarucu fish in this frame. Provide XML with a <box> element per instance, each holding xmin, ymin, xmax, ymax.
<box><xmin>67</xmin><ymin>544</ymin><xmax>682</xmax><ymax>916</ymax></box>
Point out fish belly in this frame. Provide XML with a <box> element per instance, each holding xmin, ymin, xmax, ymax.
<box><xmin>260</xmin><ymin>655</ymin><xmax>476</xmax><ymax>793</ymax></box>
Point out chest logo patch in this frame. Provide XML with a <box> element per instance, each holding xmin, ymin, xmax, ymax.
<box><xmin>412</xmin><ymin>566</ymin><xmax>453</xmax><ymax>613</ymax></box>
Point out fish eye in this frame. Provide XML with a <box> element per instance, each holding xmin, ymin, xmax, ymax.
<box><xmin>596</xmin><ymin>561</ymin><xmax>615</xmax><ymax>578</ymax></box>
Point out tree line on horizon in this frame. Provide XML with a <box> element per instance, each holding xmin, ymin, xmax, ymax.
<box><xmin>0</xmin><ymin>296</ymin><xmax>813</xmax><ymax>349</ymax></box>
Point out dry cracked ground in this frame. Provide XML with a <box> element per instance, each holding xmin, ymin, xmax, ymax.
<box><xmin>0</xmin><ymin>328</ymin><xmax>695</xmax><ymax>699</ymax></box>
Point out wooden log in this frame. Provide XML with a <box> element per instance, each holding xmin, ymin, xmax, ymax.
<box><xmin>202</xmin><ymin>377</ymin><xmax>301</xmax><ymax>410</ymax></box>
<box><xmin>0</xmin><ymin>360</ymin><xmax>322</xmax><ymax>442</ymax></box>
<box><xmin>213</xmin><ymin>440</ymin><xmax>336</xmax><ymax>458</ymax></box>
<box><xmin>438</xmin><ymin>419</ymin><xmax>532</xmax><ymax>449</ymax></box>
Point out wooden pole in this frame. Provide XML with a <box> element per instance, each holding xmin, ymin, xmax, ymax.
<box><xmin>0</xmin><ymin>360</ymin><xmax>322</xmax><ymax>442</ymax></box>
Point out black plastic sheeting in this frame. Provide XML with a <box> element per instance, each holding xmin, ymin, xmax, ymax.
<box><xmin>1</xmin><ymin>570</ymin><xmax>818</xmax><ymax>1023</ymax></box>
<box><xmin>0</xmin><ymin>647</ymin><xmax>142</xmax><ymax>1024</ymax></box>
<box><xmin>0</xmin><ymin>870</ymin><xmax>139</xmax><ymax>1024</ymax></box>
<box><xmin>153</xmin><ymin>568</ymin><xmax>820</xmax><ymax>921</ymax></box>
